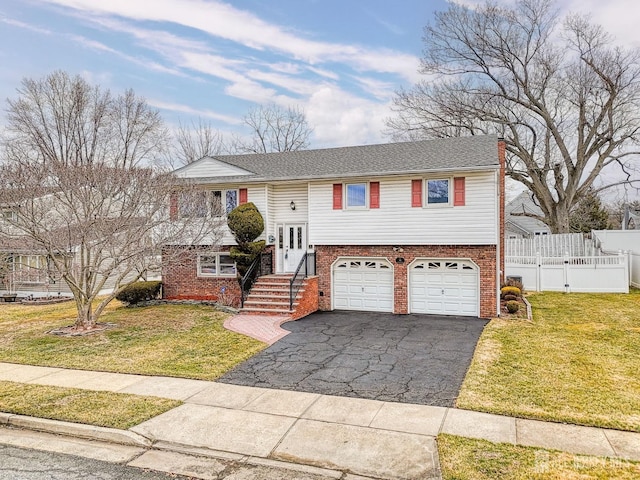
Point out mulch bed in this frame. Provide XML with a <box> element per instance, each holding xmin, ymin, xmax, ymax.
<box><xmin>500</xmin><ymin>296</ymin><xmax>530</xmax><ymax>320</ymax></box>
<box><xmin>48</xmin><ymin>322</ymin><xmax>117</xmax><ymax>337</ymax></box>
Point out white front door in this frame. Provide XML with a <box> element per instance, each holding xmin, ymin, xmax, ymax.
<box><xmin>278</xmin><ymin>224</ymin><xmax>307</xmax><ymax>273</ymax></box>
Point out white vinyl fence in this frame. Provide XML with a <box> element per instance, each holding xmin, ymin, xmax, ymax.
<box><xmin>592</xmin><ymin>230</ymin><xmax>640</xmax><ymax>288</ymax></box>
<box><xmin>506</xmin><ymin>233</ymin><xmax>595</xmax><ymax>257</ymax></box>
<box><xmin>506</xmin><ymin>252</ymin><xmax>629</xmax><ymax>293</ymax></box>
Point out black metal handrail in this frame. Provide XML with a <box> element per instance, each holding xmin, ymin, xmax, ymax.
<box><xmin>289</xmin><ymin>252</ymin><xmax>316</xmax><ymax>310</ymax></box>
<box><xmin>240</xmin><ymin>251</ymin><xmax>273</xmax><ymax>307</ymax></box>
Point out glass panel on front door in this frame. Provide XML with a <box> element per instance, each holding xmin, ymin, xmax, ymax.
<box><xmin>279</xmin><ymin>224</ymin><xmax>306</xmax><ymax>273</ymax></box>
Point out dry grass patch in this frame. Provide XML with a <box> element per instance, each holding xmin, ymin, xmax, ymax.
<box><xmin>0</xmin><ymin>381</ymin><xmax>180</xmax><ymax>429</ymax></box>
<box><xmin>0</xmin><ymin>302</ymin><xmax>266</xmax><ymax>380</ymax></box>
<box><xmin>457</xmin><ymin>290</ymin><xmax>640</xmax><ymax>431</ymax></box>
<box><xmin>438</xmin><ymin>434</ymin><xmax>640</xmax><ymax>480</ymax></box>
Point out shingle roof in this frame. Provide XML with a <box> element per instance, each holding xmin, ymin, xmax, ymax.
<box><xmin>175</xmin><ymin>135</ymin><xmax>500</xmax><ymax>183</ymax></box>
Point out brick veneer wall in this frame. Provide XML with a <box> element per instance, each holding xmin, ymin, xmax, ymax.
<box><xmin>290</xmin><ymin>276</ymin><xmax>319</xmax><ymax>321</ymax></box>
<box><xmin>315</xmin><ymin>244</ymin><xmax>497</xmax><ymax>318</ymax></box>
<box><xmin>162</xmin><ymin>246</ymin><xmax>241</xmax><ymax>307</ymax></box>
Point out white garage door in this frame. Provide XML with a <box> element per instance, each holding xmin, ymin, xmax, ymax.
<box><xmin>332</xmin><ymin>258</ymin><xmax>393</xmax><ymax>312</ymax></box>
<box><xmin>410</xmin><ymin>259</ymin><xmax>479</xmax><ymax>317</ymax></box>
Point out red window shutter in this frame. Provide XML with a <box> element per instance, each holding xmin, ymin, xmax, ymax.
<box><xmin>369</xmin><ymin>182</ymin><xmax>380</xmax><ymax>209</ymax></box>
<box><xmin>333</xmin><ymin>184</ymin><xmax>343</xmax><ymax>210</ymax></box>
<box><xmin>169</xmin><ymin>192</ymin><xmax>178</xmax><ymax>220</ymax></box>
<box><xmin>239</xmin><ymin>188</ymin><xmax>248</xmax><ymax>204</ymax></box>
<box><xmin>411</xmin><ymin>180</ymin><xmax>422</xmax><ymax>207</ymax></box>
<box><xmin>454</xmin><ymin>177</ymin><xmax>466</xmax><ymax>206</ymax></box>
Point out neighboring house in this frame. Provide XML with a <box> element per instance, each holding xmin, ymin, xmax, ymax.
<box><xmin>505</xmin><ymin>191</ymin><xmax>551</xmax><ymax>239</ymax></box>
<box><xmin>0</xmin><ymin>235</ymin><xmax>70</xmax><ymax>296</ymax></box>
<box><xmin>163</xmin><ymin>135</ymin><xmax>505</xmax><ymax>318</ymax></box>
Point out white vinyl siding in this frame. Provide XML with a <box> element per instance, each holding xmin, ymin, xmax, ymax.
<box><xmin>309</xmin><ymin>172</ymin><xmax>498</xmax><ymax>245</ymax></box>
<box><xmin>270</xmin><ymin>184</ymin><xmax>308</xmax><ymax>224</ymax></box>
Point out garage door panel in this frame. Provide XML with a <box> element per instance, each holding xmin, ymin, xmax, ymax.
<box><xmin>333</xmin><ymin>258</ymin><xmax>394</xmax><ymax>313</ymax></box>
<box><xmin>410</xmin><ymin>259</ymin><xmax>479</xmax><ymax>317</ymax></box>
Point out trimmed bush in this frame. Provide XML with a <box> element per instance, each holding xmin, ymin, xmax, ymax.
<box><xmin>504</xmin><ymin>294</ymin><xmax>518</xmax><ymax>301</ymax></box>
<box><xmin>116</xmin><ymin>281</ymin><xmax>162</xmax><ymax>305</ymax></box>
<box><xmin>501</xmin><ymin>286</ymin><xmax>521</xmax><ymax>298</ymax></box>
<box><xmin>506</xmin><ymin>300</ymin><xmax>520</xmax><ymax>314</ymax></box>
<box><xmin>227</xmin><ymin>203</ymin><xmax>265</xmax><ymax>277</ymax></box>
<box><xmin>504</xmin><ymin>277</ymin><xmax>525</xmax><ymax>293</ymax></box>
<box><xmin>227</xmin><ymin>203</ymin><xmax>264</xmax><ymax>245</ymax></box>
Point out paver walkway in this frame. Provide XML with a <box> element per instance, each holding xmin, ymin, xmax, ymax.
<box><xmin>223</xmin><ymin>313</ymin><xmax>292</xmax><ymax>345</ymax></box>
<box><xmin>2</xmin><ymin>362</ymin><xmax>640</xmax><ymax>480</ymax></box>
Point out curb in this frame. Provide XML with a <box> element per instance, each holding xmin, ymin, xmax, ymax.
<box><xmin>0</xmin><ymin>413</ymin><xmax>152</xmax><ymax>447</ymax></box>
<box><xmin>0</xmin><ymin>414</ymin><xmax>354</xmax><ymax>479</ymax></box>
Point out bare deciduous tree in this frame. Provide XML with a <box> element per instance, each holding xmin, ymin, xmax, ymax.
<box><xmin>173</xmin><ymin>117</ymin><xmax>226</xmax><ymax>166</ymax></box>
<box><xmin>0</xmin><ymin>71</ymin><xmax>222</xmax><ymax>330</ymax></box>
<box><xmin>233</xmin><ymin>104</ymin><xmax>313</xmax><ymax>154</ymax></box>
<box><xmin>387</xmin><ymin>0</ymin><xmax>640</xmax><ymax>233</ymax></box>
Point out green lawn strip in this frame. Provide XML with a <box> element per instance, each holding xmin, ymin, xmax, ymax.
<box><xmin>457</xmin><ymin>290</ymin><xmax>640</xmax><ymax>432</ymax></box>
<box><xmin>438</xmin><ymin>434</ymin><xmax>640</xmax><ymax>480</ymax></box>
<box><xmin>0</xmin><ymin>303</ymin><xmax>266</xmax><ymax>380</ymax></box>
<box><xmin>0</xmin><ymin>381</ymin><xmax>180</xmax><ymax>429</ymax></box>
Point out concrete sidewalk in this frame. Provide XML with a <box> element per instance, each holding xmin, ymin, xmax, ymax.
<box><xmin>2</xmin><ymin>362</ymin><xmax>640</xmax><ymax>479</ymax></box>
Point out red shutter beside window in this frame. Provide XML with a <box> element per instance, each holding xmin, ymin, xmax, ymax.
<box><xmin>453</xmin><ymin>177</ymin><xmax>465</xmax><ymax>206</ymax></box>
<box><xmin>239</xmin><ymin>188</ymin><xmax>248</xmax><ymax>204</ymax></box>
<box><xmin>333</xmin><ymin>184</ymin><xmax>343</xmax><ymax>210</ymax></box>
<box><xmin>411</xmin><ymin>180</ymin><xmax>422</xmax><ymax>207</ymax></box>
<box><xmin>169</xmin><ymin>192</ymin><xmax>178</xmax><ymax>220</ymax></box>
<box><xmin>369</xmin><ymin>182</ymin><xmax>380</xmax><ymax>209</ymax></box>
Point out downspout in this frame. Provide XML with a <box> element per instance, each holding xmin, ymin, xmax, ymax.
<box><xmin>497</xmin><ymin>138</ymin><xmax>506</xmax><ymax>317</ymax></box>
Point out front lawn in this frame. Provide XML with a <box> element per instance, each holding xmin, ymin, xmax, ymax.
<box><xmin>438</xmin><ymin>434</ymin><xmax>640</xmax><ymax>480</ymax></box>
<box><xmin>0</xmin><ymin>381</ymin><xmax>180</xmax><ymax>429</ymax></box>
<box><xmin>0</xmin><ymin>301</ymin><xmax>266</xmax><ymax>380</ymax></box>
<box><xmin>457</xmin><ymin>290</ymin><xmax>640</xmax><ymax>431</ymax></box>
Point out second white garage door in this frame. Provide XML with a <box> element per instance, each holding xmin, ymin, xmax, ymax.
<box><xmin>332</xmin><ymin>258</ymin><xmax>394</xmax><ymax>312</ymax></box>
<box><xmin>410</xmin><ymin>259</ymin><xmax>479</xmax><ymax>316</ymax></box>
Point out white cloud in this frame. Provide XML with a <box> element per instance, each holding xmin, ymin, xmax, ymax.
<box><xmin>38</xmin><ymin>0</ymin><xmax>420</xmax><ymax>81</ymax></box>
<box><xmin>450</xmin><ymin>0</ymin><xmax>640</xmax><ymax>47</ymax></box>
<box><xmin>0</xmin><ymin>16</ymin><xmax>52</xmax><ymax>35</ymax></box>
<box><xmin>306</xmin><ymin>86</ymin><xmax>390</xmax><ymax>147</ymax></box>
<box><xmin>148</xmin><ymin>99</ymin><xmax>241</xmax><ymax>124</ymax></box>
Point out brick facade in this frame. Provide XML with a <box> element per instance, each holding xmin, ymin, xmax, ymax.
<box><xmin>314</xmin><ymin>244</ymin><xmax>498</xmax><ymax>318</ymax></box>
<box><xmin>162</xmin><ymin>246</ymin><xmax>241</xmax><ymax>307</ymax></box>
<box><xmin>290</xmin><ymin>276</ymin><xmax>319</xmax><ymax>321</ymax></box>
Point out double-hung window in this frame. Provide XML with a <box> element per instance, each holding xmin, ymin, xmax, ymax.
<box><xmin>345</xmin><ymin>183</ymin><xmax>367</xmax><ymax>209</ymax></box>
<box><xmin>210</xmin><ymin>189</ymin><xmax>238</xmax><ymax>216</ymax></box>
<box><xmin>426</xmin><ymin>179</ymin><xmax>450</xmax><ymax>205</ymax></box>
<box><xmin>178</xmin><ymin>191</ymin><xmax>209</xmax><ymax>218</ymax></box>
<box><xmin>198</xmin><ymin>253</ymin><xmax>237</xmax><ymax>277</ymax></box>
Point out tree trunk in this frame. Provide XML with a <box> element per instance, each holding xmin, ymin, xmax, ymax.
<box><xmin>548</xmin><ymin>203</ymin><xmax>571</xmax><ymax>234</ymax></box>
<box><xmin>75</xmin><ymin>300</ymin><xmax>95</xmax><ymax>330</ymax></box>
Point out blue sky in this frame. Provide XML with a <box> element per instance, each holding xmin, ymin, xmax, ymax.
<box><xmin>0</xmin><ymin>0</ymin><xmax>639</xmax><ymax>149</ymax></box>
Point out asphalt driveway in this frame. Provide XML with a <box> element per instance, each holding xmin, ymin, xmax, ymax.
<box><xmin>219</xmin><ymin>311</ymin><xmax>488</xmax><ymax>407</ymax></box>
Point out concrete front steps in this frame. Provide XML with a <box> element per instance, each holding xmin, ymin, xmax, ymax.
<box><xmin>241</xmin><ymin>274</ymin><xmax>319</xmax><ymax>320</ymax></box>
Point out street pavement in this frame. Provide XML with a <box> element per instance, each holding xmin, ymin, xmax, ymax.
<box><xmin>0</xmin><ymin>430</ymin><xmax>340</xmax><ymax>480</ymax></box>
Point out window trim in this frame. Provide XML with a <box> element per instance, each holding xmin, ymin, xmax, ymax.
<box><xmin>197</xmin><ymin>253</ymin><xmax>237</xmax><ymax>278</ymax></box>
<box><xmin>345</xmin><ymin>182</ymin><xmax>368</xmax><ymax>209</ymax></box>
<box><xmin>424</xmin><ymin>177</ymin><xmax>452</xmax><ymax>207</ymax></box>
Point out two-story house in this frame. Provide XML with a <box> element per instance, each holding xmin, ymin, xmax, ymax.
<box><xmin>163</xmin><ymin>135</ymin><xmax>505</xmax><ymax>318</ymax></box>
